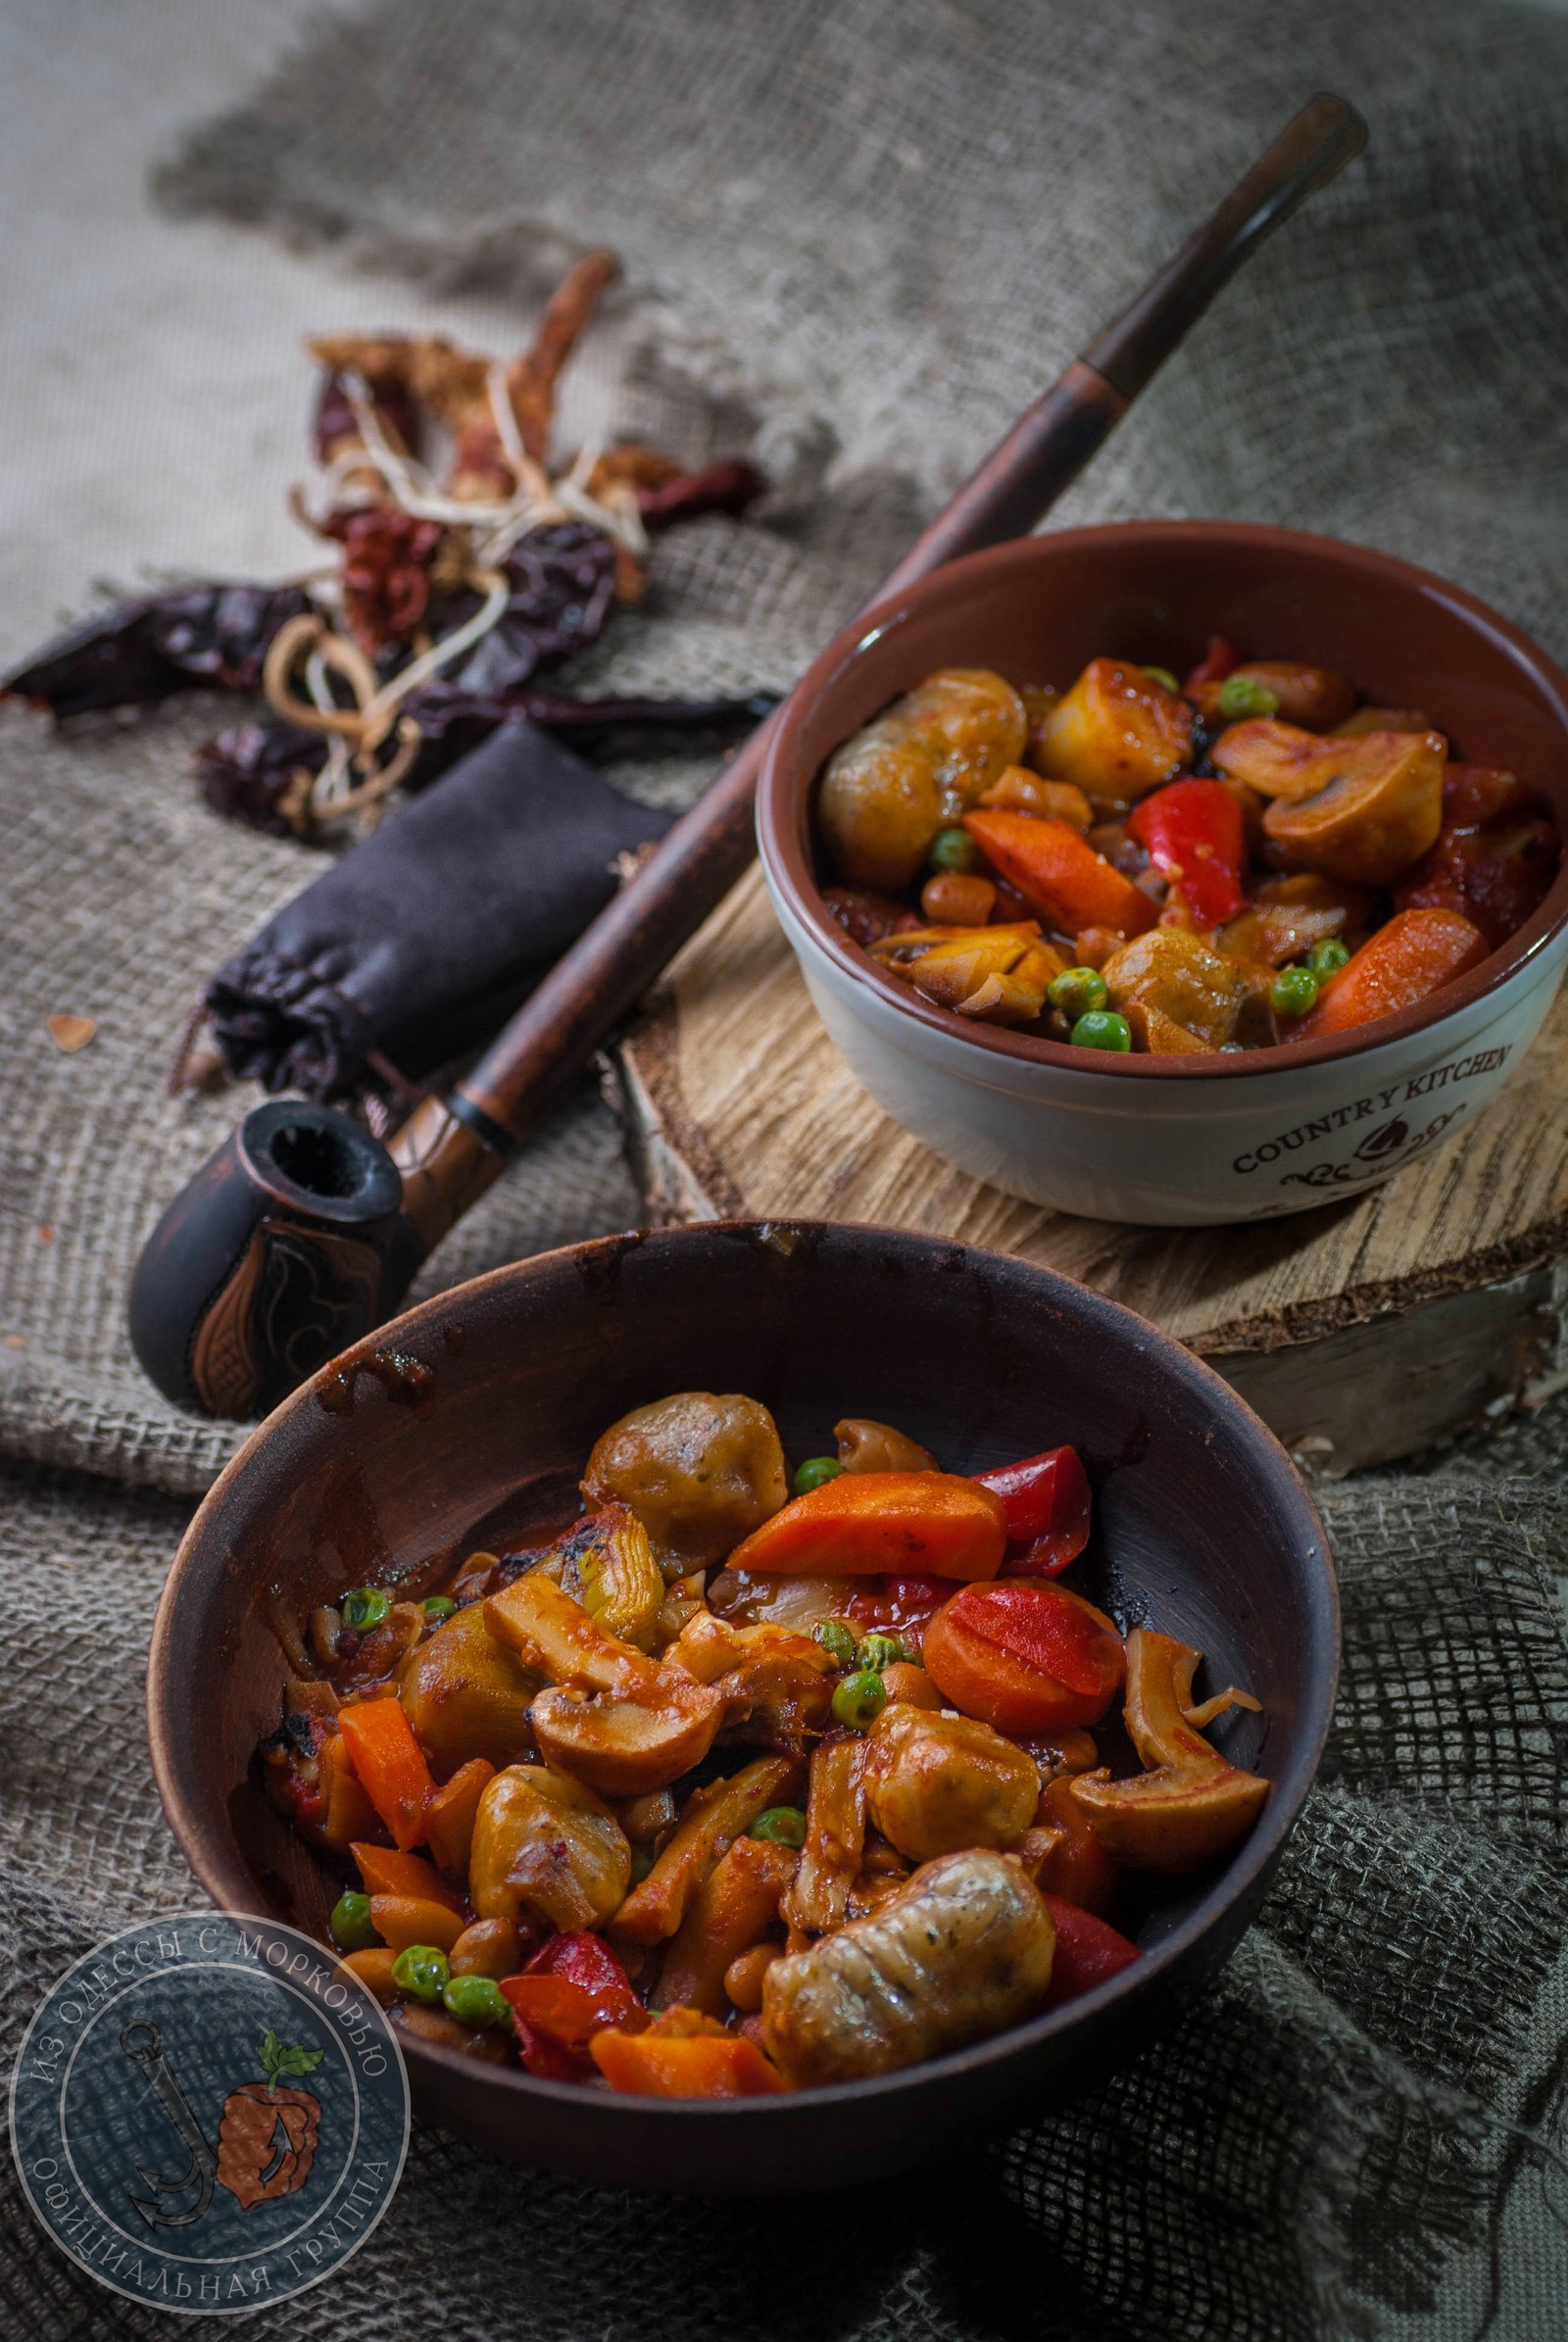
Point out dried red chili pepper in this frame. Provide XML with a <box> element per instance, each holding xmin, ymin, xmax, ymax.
<box><xmin>454</xmin><ymin>524</ymin><xmax>620</xmax><ymax>692</ymax></box>
<box><xmin>197</xmin><ymin>690</ymin><xmax>773</xmax><ymax>838</ymax></box>
<box><xmin>636</xmin><ymin>460</ymin><xmax>767</xmax><ymax>528</ymax></box>
<box><xmin>314</xmin><ymin>368</ymin><xmax>421</xmax><ymax>473</ymax></box>
<box><xmin>197</xmin><ymin>722</ymin><xmax>328</xmax><ymax>837</ymax></box>
<box><xmin>320</xmin><ymin>508</ymin><xmax>447</xmax><ymax>656</ymax></box>
<box><xmin>3</xmin><ymin>582</ymin><xmax>312</xmax><ymax>720</ymax></box>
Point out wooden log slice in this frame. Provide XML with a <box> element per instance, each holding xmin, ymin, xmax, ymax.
<box><xmin>607</xmin><ymin>869</ymin><xmax>1568</xmax><ymax>1475</ymax></box>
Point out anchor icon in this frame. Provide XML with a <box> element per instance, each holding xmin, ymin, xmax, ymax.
<box><xmin>120</xmin><ymin>2021</ymin><xmax>219</xmax><ymax>2229</ymax></box>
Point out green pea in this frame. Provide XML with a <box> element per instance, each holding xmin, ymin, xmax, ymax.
<box><xmin>928</xmin><ymin>825</ymin><xmax>979</xmax><ymax>874</ymax></box>
<box><xmin>329</xmin><ymin>1891</ymin><xmax>378</xmax><ymax>1953</ymax></box>
<box><xmin>858</xmin><ymin>1633</ymin><xmax>906</xmax><ymax>1674</ymax></box>
<box><xmin>812</xmin><ymin>1617</ymin><xmax>858</xmax><ymax>1667</ymax></box>
<box><xmin>1270</xmin><ymin>965</ymin><xmax>1320</xmax><ymax>1018</ymax></box>
<box><xmin>1217</xmin><ymin>672</ymin><xmax>1281</xmax><ymax>721</ymax></box>
<box><xmin>1308</xmin><ymin>938</ymin><xmax>1350</xmax><ymax>978</ymax></box>
<box><xmin>341</xmin><ymin>1586</ymin><xmax>391</xmax><ymax>1633</ymax></box>
<box><xmin>749</xmin><ymin>1806</ymin><xmax>809</xmax><ymax>1847</ymax></box>
<box><xmin>422</xmin><ymin>1594</ymin><xmax>457</xmax><ymax>1623</ymax></box>
<box><xmin>390</xmin><ymin>1945</ymin><xmax>451</xmax><ymax>2005</ymax></box>
<box><xmin>1070</xmin><ymin>1009</ymin><xmax>1133</xmax><ymax>1052</ymax></box>
<box><xmin>832</xmin><ymin>1670</ymin><xmax>889</xmax><ymax>1732</ymax></box>
<box><xmin>794</xmin><ymin>1455</ymin><xmax>845</xmax><ymax>1495</ymax></box>
<box><xmin>1049</xmin><ymin>965</ymin><xmax>1109</xmax><ymax>1022</ymax></box>
<box><xmin>442</xmin><ymin>1974</ymin><xmax>511</xmax><ymax>2029</ymax></box>
<box><xmin>1140</xmin><ymin>664</ymin><xmax>1181</xmax><ymax>694</ymax></box>
<box><xmin>627</xmin><ymin>1843</ymin><xmax>656</xmax><ymax>1885</ymax></box>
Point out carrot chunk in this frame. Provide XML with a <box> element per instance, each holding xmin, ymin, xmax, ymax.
<box><xmin>350</xmin><ymin>1842</ymin><xmax>461</xmax><ymax>1910</ymax></box>
<box><xmin>368</xmin><ymin>1894</ymin><xmax>466</xmax><ymax>1955</ymax></box>
<box><xmin>962</xmin><ymin>810</ymin><xmax>1158</xmax><ymax>939</ymax></box>
<box><xmin>317</xmin><ymin>1732</ymin><xmax>383</xmax><ymax>1851</ymax></box>
<box><xmin>725</xmin><ymin>1472</ymin><xmax>1007</xmax><ymax>1581</ymax></box>
<box><xmin>590</xmin><ymin>2028</ymin><xmax>786</xmax><ymax>2098</ymax></box>
<box><xmin>425</xmin><ymin>1757</ymin><xmax>496</xmax><ymax>1879</ymax></box>
<box><xmin>1295</xmin><ymin>906</ymin><xmax>1488</xmax><ymax>1040</ymax></box>
<box><xmin>338</xmin><ymin>1701</ymin><xmax>436</xmax><ymax>1851</ymax></box>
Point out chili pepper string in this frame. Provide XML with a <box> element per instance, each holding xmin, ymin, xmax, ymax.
<box><xmin>275</xmin><ymin>355</ymin><xmax>650</xmax><ymax>833</ymax></box>
<box><xmin>260</xmin><ymin>572</ymin><xmax>508</xmax><ymax>831</ymax></box>
<box><xmin>313</xmin><ymin>373</ymin><xmax>647</xmax><ymax>563</ymax></box>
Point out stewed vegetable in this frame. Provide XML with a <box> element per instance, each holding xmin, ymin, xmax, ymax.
<box><xmin>260</xmin><ymin>1389</ymin><xmax>1269</xmax><ymax>2096</ymax></box>
<box><xmin>817</xmin><ymin>642</ymin><xmax>1559</xmax><ymax>1051</ymax></box>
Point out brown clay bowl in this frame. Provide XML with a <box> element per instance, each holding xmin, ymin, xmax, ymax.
<box><xmin>756</xmin><ymin>522</ymin><xmax>1568</xmax><ymax>1221</ymax></box>
<box><xmin>148</xmin><ymin>1221</ymin><xmax>1337</xmax><ymax>2192</ymax></box>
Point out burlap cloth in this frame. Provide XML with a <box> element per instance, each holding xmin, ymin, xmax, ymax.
<box><xmin>4</xmin><ymin>0</ymin><xmax>1568</xmax><ymax>2332</ymax></box>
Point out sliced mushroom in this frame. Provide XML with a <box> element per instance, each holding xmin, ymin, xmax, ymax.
<box><xmin>1070</xmin><ymin>1629</ymin><xmax>1266</xmax><ymax>1875</ymax></box>
<box><xmin>1210</xmin><ymin>718</ymin><xmax>1348</xmax><ymax>801</ymax></box>
<box><xmin>834</xmin><ymin>1418</ymin><xmax>938</xmax><ymax>1474</ymax></box>
<box><xmin>529</xmin><ymin>1682</ymin><xmax>722</xmax><ymax>1797</ymax></box>
<box><xmin>484</xmin><ymin>1570</ymin><xmax>722</xmax><ymax>1795</ymax></box>
<box><xmin>1261</xmin><ymin>730</ymin><xmax>1446</xmax><ymax>887</ymax></box>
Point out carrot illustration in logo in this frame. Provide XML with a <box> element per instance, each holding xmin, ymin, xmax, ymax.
<box><xmin>216</xmin><ymin>2030</ymin><xmax>324</xmax><ymax>2210</ymax></box>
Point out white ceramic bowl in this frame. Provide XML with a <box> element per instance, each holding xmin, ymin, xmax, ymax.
<box><xmin>757</xmin><ymin>524</ymin><xmax>1568</xmax><ymax>1224</ymax></box>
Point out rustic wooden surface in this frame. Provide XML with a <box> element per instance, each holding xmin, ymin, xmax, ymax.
<box><xmin>609</xmin><ymin>867</ymin><xmax>1568</xmax><ymax>1472</ymax></box>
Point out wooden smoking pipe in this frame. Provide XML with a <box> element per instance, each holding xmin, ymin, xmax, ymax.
<box><xmin>130</xmin><ymin>93</ymin><xmax>1366</xmax><ymax>1418</ymax></box>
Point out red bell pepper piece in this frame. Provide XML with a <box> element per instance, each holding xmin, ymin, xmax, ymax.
<box><xmin>523</xmin><ymin>1931</ymin><xmax>632</xmax><ymax>1995</ymax></box>
<box><xmin>974</xmin><ymin>1446</ymin><xmax>1092</xmax><ymax>1577</ymax></box>
<box><xmin>1041</xmin><ymin>1894</ymin><xmax>1141</xmax><ymax>2009</ymax></box>
<box><xmin>1126</xmin><ymin>779</ymin><xmax>1246</xmax><ymax>928</ymax></box>
<box><xmin>501</xmin><ymin>1933</ymin><xmax>646</xmax><ymax>2079</ymax></box>
<box><xmin>1184</xmin><ymin>634</ymin><xmax>1238</xmax><ymax>690</ymax></box>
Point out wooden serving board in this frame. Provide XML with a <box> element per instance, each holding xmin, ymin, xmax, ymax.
<box><xmin>607</xmin><ymin>868</ymin><xmax>1568</xmax><ymax>1474</ymax></box>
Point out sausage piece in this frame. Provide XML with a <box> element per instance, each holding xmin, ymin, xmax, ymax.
<box><xmin>863</xmin><ymin>1705</ymin><xmax>1039</xmax><ymax>1864</ymax></box>
<box><xmin>761</xmin><ymin>1849</ymin><xmax>1055</xmax><ymax>2086</ymax></box>
<box><xmin>582</xmin><ymin>1392</ymin><xmax>787</xmax><ymax>1566</ymax></box>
